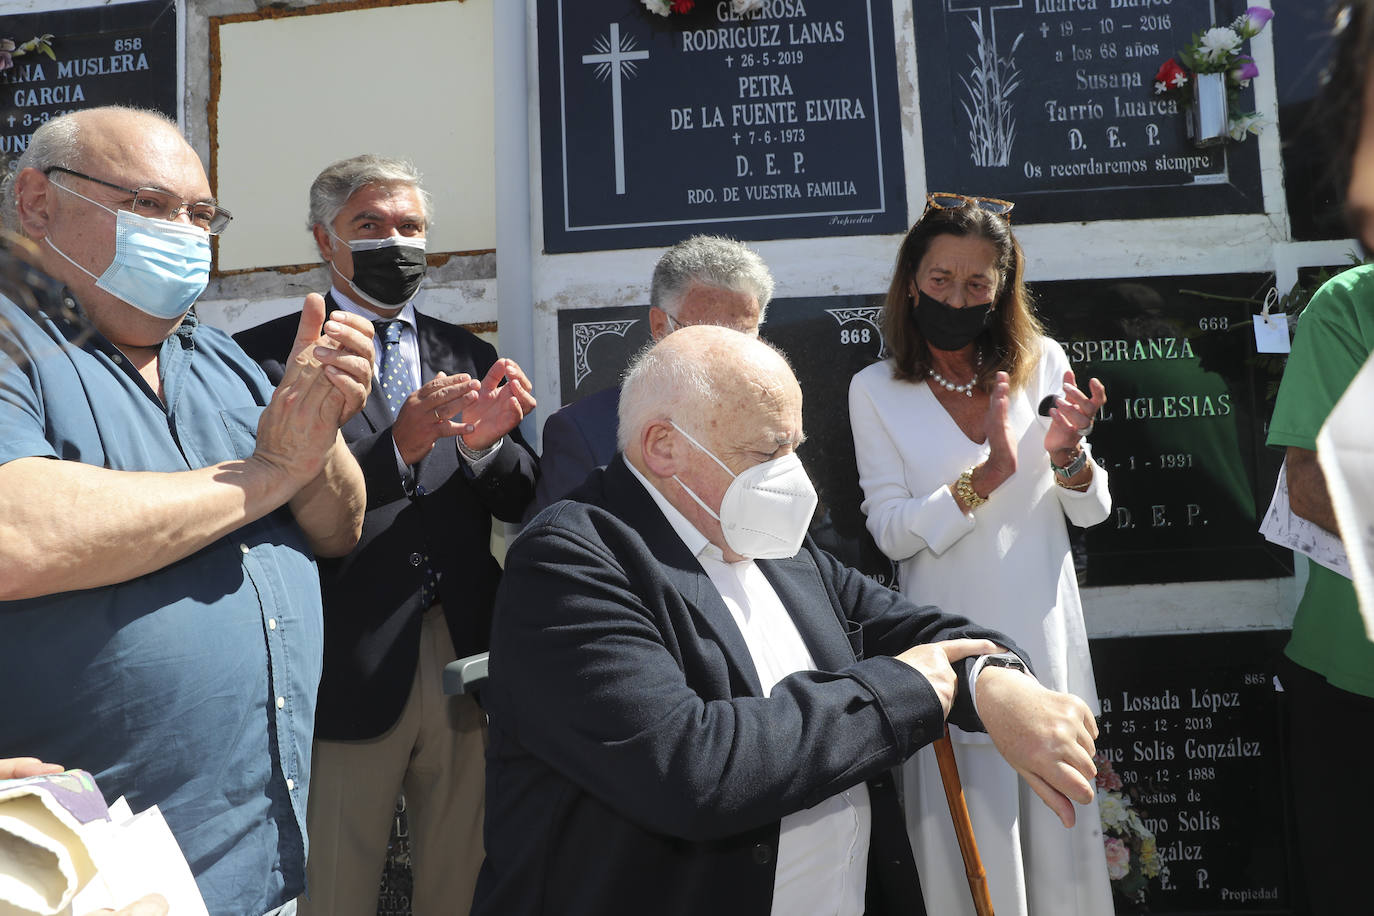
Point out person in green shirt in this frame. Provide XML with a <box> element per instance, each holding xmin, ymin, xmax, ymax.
<box><xmin>1268</xmin><ymin>4</ymin><xmax>1374</xmax><ymax>909</ymax></box>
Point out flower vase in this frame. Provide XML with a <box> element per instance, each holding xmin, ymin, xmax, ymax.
<box><xmin>1188</xmin><ymin>71</ymin><xmax>1229</xmax><ymax>147</ymax></box>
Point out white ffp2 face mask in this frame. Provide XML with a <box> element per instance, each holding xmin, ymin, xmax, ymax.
<box><xmin>669</xmin><ymin>420</ymin><xmax>818</xmax><ymax>560</ymax></box>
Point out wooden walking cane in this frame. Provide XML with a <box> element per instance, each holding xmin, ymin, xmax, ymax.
<box><xmin>933</xmin><ymin>726</ymin><xmax>996</xmax><ymax>916</ymax></box>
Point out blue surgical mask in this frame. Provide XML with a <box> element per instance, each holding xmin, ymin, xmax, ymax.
<box><xmin>45</xmin><ymin>182</ymin><xmax>211</xmax><ymax>320</ymax></box>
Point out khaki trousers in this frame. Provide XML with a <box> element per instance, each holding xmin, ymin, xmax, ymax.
<box><xmin>300</xmin><ymin>606</ymin><xmax>486</xmax><ymax>916</ymax></box>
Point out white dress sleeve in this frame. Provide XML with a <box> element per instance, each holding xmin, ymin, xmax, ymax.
<box><xmin>1039</xmin><ymin>338</ymin><xmax>1112</xmax><ymax>527</ymax></box>
<box><xmin>848</xmin><ymin>366</ymin><xmax>976</xmax><ymax>560</ymax></box>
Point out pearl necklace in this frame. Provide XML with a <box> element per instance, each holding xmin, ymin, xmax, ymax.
<box><xmin>928</xmin><ymin>355</ymin><xmax>982</xmax><ymax>398</ymax></box>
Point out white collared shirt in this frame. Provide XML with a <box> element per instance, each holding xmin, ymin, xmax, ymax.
<box><xmin>627</xmin><ymin>463</ymin><xmax>871</xmax><ymax>916</ymax></box>
<box><xmin>329</xmin><ymin>285</ymin><xmax>423</xmax><ymax>394</ymax></box>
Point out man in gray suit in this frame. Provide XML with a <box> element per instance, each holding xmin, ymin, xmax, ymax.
<box><xmin>525</xmin><ymin>235</ymin><xmax>771</xmax><ymax>519</ymax></box>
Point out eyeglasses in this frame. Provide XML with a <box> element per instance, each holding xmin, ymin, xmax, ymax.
<box><xmin>44</xmin><ymin>166</ymin><xmax>233</xmax><ymax>235</ymax></box>
<box><xmin>924</xmin><ymin>192</ymin><xmax>1015</xmax><ymax>218</ymax></box>
<box><xmin>663</xmin><ymin>311</ymin><xmax>759</xmax><ymax>337</ymax></box>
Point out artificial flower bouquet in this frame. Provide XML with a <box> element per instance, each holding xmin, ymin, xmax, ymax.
<box><xmin>642</xmin><ymin>0</ymin><xmax>764</xmax><ymax>15</ymax></box>
<box><xmin>1151</xmin><ymin>7</ymin><xmax>1273</xmax><ymax>142</ymax></box>
<box><xmin>1096</xmin><ymin>752</ymin><xmax>1164</xmax><ymax>905</ymax></box>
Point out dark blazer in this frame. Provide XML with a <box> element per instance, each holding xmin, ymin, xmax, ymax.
<box><xmin>474</xmin><ymin>456</ymin><xmax>1028</xmax><ymax>916</ymax></box>
<box><xmin>523</xmin><ymin>385</ymin><xmax>620</xmax><ymax>521</ymax></box>
<box><xmin>234</xmin><ymin>297</ymin><xmax>538</xmax><ymax>739</ymax></box>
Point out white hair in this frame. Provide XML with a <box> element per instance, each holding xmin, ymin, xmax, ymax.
<box><xmin>616</xmin><ymin>341</ymin><xmax>715</xmax><ymax>454</ymax></box>
<box><xmin>649</xmin><ymin>235</ymin><xmax>775</xmax><ymax>322</ymax></box>
<box><xmin>1</xmin><ymin>106</ymin><xmax>175</xmax><ymax>232</ymax></box>
<box><xmin>307</xmin><ymin>154</ymin><xmax>433</xmax><ymax>238</ymax></box>
<box><xmin>616</xmin><ymin>327</ymin><xmax>796</xmax><ymax>454</ymax></box>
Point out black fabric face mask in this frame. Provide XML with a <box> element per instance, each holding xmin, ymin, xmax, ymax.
<box><xmin>912</xmin><ymin>289</ymin><xmax>992</xmax><ymax>351</ymax></box>
<box><xmin>346</xmin><ymin>240</ymin><xmax>427</xmax><ymax>308</ymax></box>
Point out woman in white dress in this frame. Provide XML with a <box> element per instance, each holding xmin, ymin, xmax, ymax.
<box><xmin>847</xmin><ymin>194</ymin><xmax>1114</xmax><ymax>916</ymax></box>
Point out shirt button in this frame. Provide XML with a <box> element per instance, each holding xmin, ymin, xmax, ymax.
<box><xmin>276</xmin><ymin>696</ymin><xmax>285</xmax><ymax>709</ymax></box>
<box><xmin>240</xmin><ymin>543</ymin><xmax>250</xmax><ymax>555</ymax></box>
<box><xmin>409</xmin><ymin>552</ymin><xmax>422</xmax><ymax>567</ymax></box>
<box><xmin>286</xmin><ymin>778</ymin><xmax>295</xmax><ymax>792</ymax></box>
<box><xmin>111</xmin><ymin>353</ymin><xmax>123</xmax><ymax>365</ymax></box>
<box><xmin>268</xmin><ymin>618</ymin><xmax>277</xmax><ymax>630</ymax></box>
<box><xmin>751</xmin><ymin>843</ymin><xmax>772</xmax><ymax>865</ymax></box>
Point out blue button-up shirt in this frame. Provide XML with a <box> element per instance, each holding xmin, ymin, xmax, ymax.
<box><xmin>0</xmin><ymin>292</ymin><xmax>323</xmax><ymax>916</ymax></box>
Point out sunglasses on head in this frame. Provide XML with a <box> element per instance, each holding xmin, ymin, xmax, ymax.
<box><xmin>923</xmin><ymin>192</ymin><xmax>1015</xmax><ymax>219</ymax></box>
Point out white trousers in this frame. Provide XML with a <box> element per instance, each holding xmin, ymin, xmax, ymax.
<box><xmin>904</xmin><ymin>739</ymin><xmax>1114</xmax><ymax>916</ymax></box>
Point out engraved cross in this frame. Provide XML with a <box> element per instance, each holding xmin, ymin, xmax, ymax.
<box><xmin>582</xmin><ymin>23</ymin><xmax>649</xmax><ymax>196</ymax></box>
<box><xmin>948</xmin><ymin>0</ymin><xmax>1023</xmax><ymax>57</ymax></box>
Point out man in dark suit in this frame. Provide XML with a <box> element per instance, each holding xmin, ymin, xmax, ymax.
<box><xmin>524</xmin><ymin>234</ymin><xmax>770</xmax><ymax>519</ymax></box>
<box><xmin>235</xmin><ymin>155</ymin><xmax>537</xmax><ymax>916</ymax></box>
<box><xmin>475</xmin><ymin>326</ymin><xmax>1100</xmax><ymax>916</ymax></box>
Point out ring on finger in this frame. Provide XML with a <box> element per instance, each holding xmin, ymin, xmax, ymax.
<box><xmin>1076</xmin><ymin>419</ymin><xmax>1094</xmax><ymax>438</ymax></box>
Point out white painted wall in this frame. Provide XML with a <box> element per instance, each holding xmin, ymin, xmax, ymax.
<box><xmin>213</xmin><ymin>0</ymin><xmax>494</xmax><ymax>271</ymax></box>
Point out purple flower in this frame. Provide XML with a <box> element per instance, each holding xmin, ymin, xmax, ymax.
<box><xmin>0</xmin><ymin>39</ymin><xmax>15</xmax><ymax>74</ymax></box>
<box><xmin>1237</xmin><ymin>7</ymin><xmax>1274</xmax><ymax>39</ymax></box>
<box><xmin>1229</xmin><ymin>56</ymin><xmax>1259</xmax><ymax>85</ymax></box>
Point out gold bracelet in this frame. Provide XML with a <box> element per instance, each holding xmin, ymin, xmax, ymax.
<box><xmin>955</xmin><ymin>467</ymin><xmax>986</xmax><ymax>510</ymax></box>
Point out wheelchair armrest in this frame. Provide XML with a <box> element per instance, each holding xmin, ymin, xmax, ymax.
<box><xmin>443</xmin><ymin>652</ymin><xmax>489</xmax><ymax>695</ymax></box>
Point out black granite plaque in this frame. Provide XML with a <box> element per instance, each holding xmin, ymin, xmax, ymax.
<box><xmin>1034</xmin><ymin>273</ymin><xmax>1291</xmax><ymax>586</ymax></box>
<box><xmin>1090</xmin><ymin>630</ymin><xmax>1298</xmax><ymax>914</ymax></box>
<box><xmin>0</xmin><ymin>0</ymin><xmax>178</xmax><ymax>174</ymax></box>
<box><xmin>558</xmin><ymin>276</ymin><xmax>1290</xmax><ymax>588</ymax></box>
<box><xmin>914</xmin><ymin>0</ymin><xmax>1263</xmax><ymax>224</ymax></box>
<box><xmin>557</xmin><ymin>305</ymin><xmax>653</xmax><ymax>404</ymax></box>
<box><xmin>538</xmin><ymin>0</ymin><xmax>908</xmax><ymax>253</ymax></box>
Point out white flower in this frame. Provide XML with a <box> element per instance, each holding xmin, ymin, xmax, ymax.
<box><xmin>732</xmin><ymin>0</ymin><xmax>766</xmax><ymax>12</ymax></box>
<box><xmin>1228</xmin><ymin>112</ymin><xmax>1265</xmax><ymax>141</ymax></box>
<box><xmin>1098</xmin><ymin>790</ymin><xmax>1130</xmax><ymax>830</ymax></box>
<box><xmin>1197</xmin><ymin>27</ymin><xmax>1242</xmax><ymax>64</ymax></box>
<box><xmin>642</xmin><ymin>0</ymin><xmax>672</xmax><ymax>14</ymax></box>
<box><xmin>1154</xmin><ymin>80</ymin><xmax>1168</xmax><ymax>95</ymax></box>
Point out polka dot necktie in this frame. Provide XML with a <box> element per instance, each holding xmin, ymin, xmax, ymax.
<box><xmin>375</xmin><ymin>319</ymin><xmax>407</xmax><ymax>418</ymax></box>
<box><xmin>373</xmin><ymin>318</ymin><xmax>439</xmax><ymax>608</ymax></box>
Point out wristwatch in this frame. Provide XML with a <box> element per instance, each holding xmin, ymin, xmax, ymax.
<box><xmin>979</xmin><ymin>652</ymin><xmax>1028</xmax><ymax>675</ymax></box>
<box><xmin>1050</xmin><ymin>447</ymin><xmax>1088</xmax><ymax>479</ymax></box>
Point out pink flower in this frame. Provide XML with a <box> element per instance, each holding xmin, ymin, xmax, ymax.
<box><xmin>0</xmin><ymin>39</ymin><xmax>15</xmax><ymax>74</ymax></box>
<box><xmin>1237</xmin><ymin>7</ymin><xmax>1274</xmax><ymax>39</ymax></box>
<box><xmin>1230</xmin><ymin>56</ymin><xmax>1259</xmax><ymax>85</ymax></box>
<box><xmin>1093</xmin><ymin>752</ymin><xmax>1124</xmax><ymax>791</ymax></box>
<box><xmin>1104</xmin><ymin>836</ymin><xmax>1131</xmax><ymax>880</ymax></box>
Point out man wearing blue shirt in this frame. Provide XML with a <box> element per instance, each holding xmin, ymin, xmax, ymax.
<box><xmin>0</xmin><ymin>106</ymin><xmax>372</xmax><ymax>916</ymax></box>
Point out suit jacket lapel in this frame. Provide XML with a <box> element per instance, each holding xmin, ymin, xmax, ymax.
<box><xmin>602</xmin><ymin>458</ymin><xmax>765</xmax><ymax>697</ymax></box>
<box><xmin>759</xmin><ymin>553</ymin><xmax>857</xmax><ymax>673</ymax></box>
<box><xmin>415</xmin><ymin>313</ymin><xmax>458</xmax><ymax>379</ymax></box>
